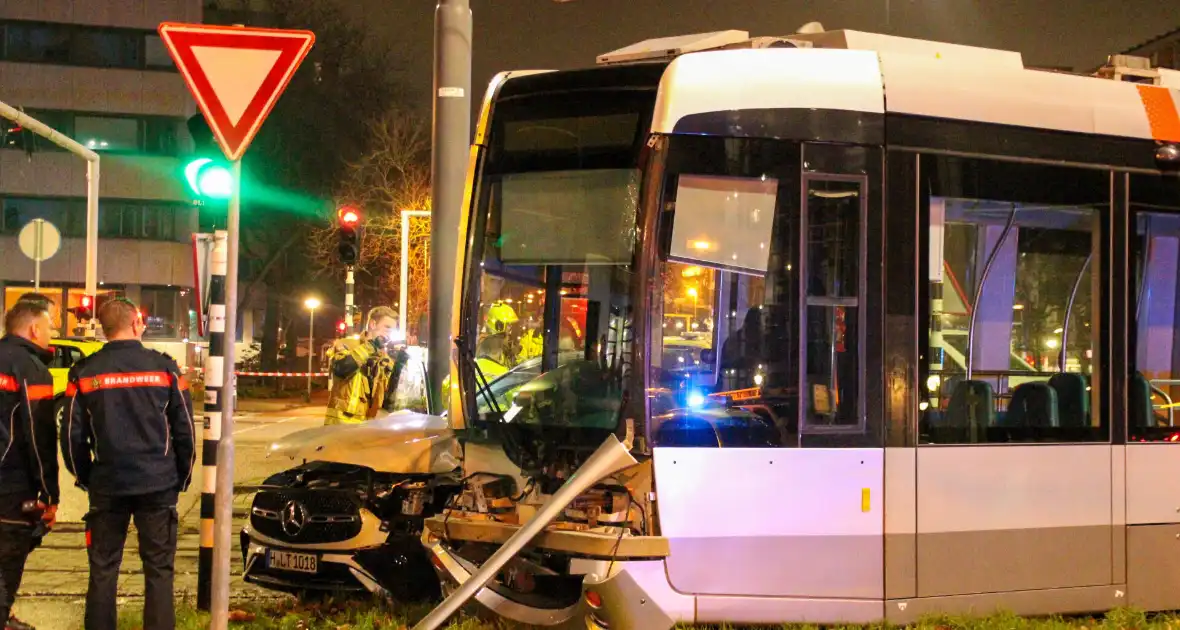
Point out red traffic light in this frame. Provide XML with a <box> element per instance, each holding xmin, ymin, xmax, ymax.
<box><xmin>338</xmin><ymin>206</ymin><xmax>360</xmax><ymax>226</ymax></box>
<box><xmin>80</xmin><ymin>295</ymin><xmax>92</xmax><ymax>308</ymax></box>
<box><xmin>337</xmin><ymin>321</ymin><xmax>347</xmax><ymax>333</ymax></box>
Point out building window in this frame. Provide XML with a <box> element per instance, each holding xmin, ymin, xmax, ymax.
<box><xmin>143</xmin><ymin>35</ymin><xmax>174</xmax><ymax>70</ymax></box>
<box><xmin>1</xmin><ymin>110</ymin><xmax>185</xmax><ymax>156</ymax></box>
<box><xmin>140</xmin><ymin>286</ymin><xmax>191</xmax><ymax>340</ymax></box>
<box><xmin>75</xmin><ymin>116</ymin><xmax>139</xmax><ymax>152</ymax></box>
<box><xmin>921</xmin><ymin>157</ymin><xmax>1109</xmax><ymax>445</ymax></box>
<box><xmin>0</xmin><ymin>197</ymin><xmax>86</xmax><ymax>238</ymax></box>
<box><xmin>71</xmin><ymin>29</ymin><xmax>141</xmax><ymax>68</ymax></box>
<box><xmin>1</xmin><ymin>196</ymin><xmax>192</xmax><ymax>242</ymax></box>
<box><xmin>1</xmin><ymin>20</ymin><xmax>173</xmax><ymax>72</ymax></box>
<box><xmin>4</xmin><ymin>23</ymin><xmax>70</xmax><ymax>64</ymax></box>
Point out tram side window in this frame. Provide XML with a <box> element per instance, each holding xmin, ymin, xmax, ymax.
<box><xmin>1130</xmin><ymin>175</ymin><xmax>1180</xmax><ymax>442</ymax></box>
<box><xmin>920</xmin><ymin>157</ymin><xmax>1107</xmax><ymax>444</ymax></box>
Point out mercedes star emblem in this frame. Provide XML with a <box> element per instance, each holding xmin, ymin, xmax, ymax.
<box><xmin>281</xmin><ymin>500</ymin><xmax>308</xmax><ymax>537</ymax></box>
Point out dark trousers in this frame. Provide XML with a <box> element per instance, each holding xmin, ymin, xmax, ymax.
<box><xmin>0</xmin><ymin>492</ymin><xmax>39</xmax><ymax>623</ymax></box>
<box><xmin>84</xmin><ymin>490</ymin><xmax>178</xmax><ymax>630</ymax></box>
<box><xmin>0</xmin><ymin>521</ymin><xmax>36</xmax><ymax>623</ymax></box>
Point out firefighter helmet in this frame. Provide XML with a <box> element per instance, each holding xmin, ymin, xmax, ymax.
<box><xmin>485</xmin><ymin>302</ymin><xmax>518</xmax><ymax>334</ymax></box>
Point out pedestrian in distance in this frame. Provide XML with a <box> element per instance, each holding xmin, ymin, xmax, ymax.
<box><xmin>62</xmin><ymin>298</ymin><xmax>196</xmax><ymax>630</ymax></box>
<box><xmin>324</xmin><ymin>305</ymin><xmax>410</xmax><ymax>425</ymax></box>
<box><xmin>0</xmin><ymin>298</ymin><xmax>60</xmax><ymax>630</ymax></box>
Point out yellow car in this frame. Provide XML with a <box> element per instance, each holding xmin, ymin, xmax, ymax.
<box><xmin>48</xmin><ymin>337</ymin><xmax>104</xmax><ymax>397</ymax></box>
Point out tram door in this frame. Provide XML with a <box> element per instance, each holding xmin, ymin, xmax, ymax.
<box><xmin>651</xmin><ymin>138</ymin><xmax>884</xmax><ymax>602</ymax></box>
<box><xmin>1123</xmin><ymin>187</ymin><xmax>1180</xmax><ymax>612</ymax></box>
<box><xmin>915</xmin><ymin>157</ymin><xmax>1115</xmax><ymax>601</ymax></box>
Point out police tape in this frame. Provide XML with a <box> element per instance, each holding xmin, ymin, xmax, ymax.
<box><xmin>183</xmin><ymin>368</ymin><xmax>329</xmax><ymax>377</ymax></box>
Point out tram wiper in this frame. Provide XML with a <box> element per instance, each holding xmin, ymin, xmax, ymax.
<box><xmin>454</xmin><ymin>337</ymin><xmax>503</xmax><ymax>418</ymax></box>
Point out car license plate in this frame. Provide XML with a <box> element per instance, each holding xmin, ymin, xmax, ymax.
<box><xmin>268</xmin><ymin>550</ymin><xmax>318</xmax><ymax>574</ymax></box>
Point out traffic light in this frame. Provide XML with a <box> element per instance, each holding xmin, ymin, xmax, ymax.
<box><xmin>184</xmin><ymin>114</ymin><xmax>233</xmax><ymax>200</ymax></box>
<box><xmin>70</xmin><ymin>295</ymin><xmax>94</xmax><ymax>322</ymax></box>
<box><xmin>337</xmin><ymin>320</ymin><xmax>347</xmax><ymax>336</ymax></box>
<box><xmin>337</xmin><ymin>205</ymin><xmax>361</xmax><ymax>265</ymax></box>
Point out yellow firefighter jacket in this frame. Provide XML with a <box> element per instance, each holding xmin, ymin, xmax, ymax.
<box><xmin>324</xmin><ymin>336</ymin><xmax>397</xmax><ymax>425</ymax></box>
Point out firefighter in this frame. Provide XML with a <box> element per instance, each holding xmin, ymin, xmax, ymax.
<box><xmin>63</xmin><ymin>298</ymin><xmax>195</xmax><ymax>630</ymax></box>
<box><xmin>0</xmin><ymin>298</ymin><xmax>59</xmax><ymax>630</ymax></box>
<box><xmin>325</xmin><ymin>306</ymin><xmax>409</xmax><ymax>425</ymax></box>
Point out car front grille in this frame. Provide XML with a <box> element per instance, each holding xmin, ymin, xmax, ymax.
<box><xmin>250</xmin><ymin>489</ymin><xmax>363</xmax><ymax>544</ymax></box>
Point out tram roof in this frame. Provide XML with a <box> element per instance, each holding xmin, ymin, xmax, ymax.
<box><xmin>645</xmin><ymin>29</ymin><xmax>1180</xmax><ymax>144</ymax></box>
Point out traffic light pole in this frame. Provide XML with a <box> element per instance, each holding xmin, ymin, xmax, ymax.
<box><xmin>428</xmin><ymin>0</ymin><xmax>471</xmax><ymax>414</ymax></box>
<box><xmin>196</xmin><ymin>230</ymin><xmax>228</xmax><ymax>611</ymax></box>
<box><xmin>210</xmin><ymin>159</ymin><xmax>242</xmax><ymax>630</ymax></box>
<box><xmin>345</xmin><ymin>265</ymin><xmax>356</xmax><ymax>334</ymax></box>
<box><xmin>0</xmin><ymin>100</ymin><xmax>101</xmax><ymax>337</ymax></box>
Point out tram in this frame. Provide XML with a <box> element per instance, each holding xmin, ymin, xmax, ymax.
<box><xmin>417</xmin><ymin>27</ymin><xmax>1180</xmax><ymax>630</ymax></box>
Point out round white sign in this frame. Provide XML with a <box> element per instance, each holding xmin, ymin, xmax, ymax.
<box><xmin>18</xmin><ymin>218</ymin><xmax>62</xmax><ymax>262</ymax></box>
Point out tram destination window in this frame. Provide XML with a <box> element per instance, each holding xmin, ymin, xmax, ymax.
<box><xmin>920</xmin><ymin>157</ymin><xmax>1107</xmax><ymax>444</ymax></box>
<box><xmin>1130</xmin><ymin>175</ymin><xmax>1180</xmax><ymax>442</ymax></box>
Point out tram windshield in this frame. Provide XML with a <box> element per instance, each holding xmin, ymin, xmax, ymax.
<box><xmin>457</xmin><ymin>88</ymin><xmax>653</xmax><ymax>459</ymax></box>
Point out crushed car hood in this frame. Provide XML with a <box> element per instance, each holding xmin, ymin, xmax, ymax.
<box><xmin>265</xmin><ymin>411</ymin><xmax>460</xmax><ymax>474</ymax></box>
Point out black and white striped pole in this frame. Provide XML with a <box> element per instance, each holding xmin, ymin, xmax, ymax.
<box><xmin>197</xmin><ymin>229</ymin><xmax>228</xmax><ymax>610</ymax></box>
<box><xmin>345</xmin><ymin>265</ymin><xmax>356</xmax><ymax>333</ymax></box>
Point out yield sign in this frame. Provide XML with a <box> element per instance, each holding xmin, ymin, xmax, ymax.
<box><xmin>158</xmin><ymin>23</ymin><xmax>314</xmax><ymax>161</ymax></box>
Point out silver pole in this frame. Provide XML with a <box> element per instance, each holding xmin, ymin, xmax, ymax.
<box><xmin>85</xmin><ymin>159</ymin><xmax>99</xmax><ymax>339</ymax></box>
<box><xmin>307</xmin><ymin>308</ymin><xmax>315</xmax><ymax>400</ymax></box>
<box><xmin>401</xmin><ymin>210</ymin><xmax>410</xmax><ymax>338</ymax></box>
<box><xmin>33</xmin><ymin>219</ymin><xmax>42</xmax><ymax>292</ymax></box>
<box><xmin>428</xmin><ymin>0</ymin><xmax>471</xmax><ymax>414</ymax></box>
<box><xmin>210</xmin><ymin>159</ymin><xmax>242</xmax><ymax>630</ymax></box>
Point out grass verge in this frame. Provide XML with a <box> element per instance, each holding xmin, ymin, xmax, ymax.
<box><xmin>117</xmin><ymin>599</ymin><xmax>1180</xmax><ymax>630</ymax></box>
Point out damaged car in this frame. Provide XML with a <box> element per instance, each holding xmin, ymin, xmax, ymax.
<box><xmin>239</xmin><ymin>412</ymin><xmax>461</xmax><ymax>601</ymax></box>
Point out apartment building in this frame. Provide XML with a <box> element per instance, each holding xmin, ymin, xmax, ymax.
<box><xmin>0</xmin><ymin>0</ymin><xmax>261</xmax><ymax>364</ymax></box>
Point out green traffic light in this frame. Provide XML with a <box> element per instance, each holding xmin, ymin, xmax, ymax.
<box><xmin>184</xmin><ymin>157</ymin><xmax>234</xmax><ymax>200</ymax></box>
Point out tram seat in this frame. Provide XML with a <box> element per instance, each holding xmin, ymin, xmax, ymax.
<box><xmin>945</xmin><ymin>380</ymin><xmax>994</xmax><ymax>437</ymax></box>
<box><xmin>1048</xmin><ymin>373</ymin><xmax>1090</xmax><ymax>428</ymax></box>
<box><xmin>1004</xmin><ymin>381</ymin><xmax>1059</xmax><ymax>428</ymax></box>
<box><xmin>1129</xmin><ymin>371</ymin><xmax>1156</xmax><ymax>429</ymax></box>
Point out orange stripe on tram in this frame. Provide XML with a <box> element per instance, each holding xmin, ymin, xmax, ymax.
<box><xmin>1136</xmin><ymin>84</ymin><xmax>1180</xmax><ymax>143</ymax></box>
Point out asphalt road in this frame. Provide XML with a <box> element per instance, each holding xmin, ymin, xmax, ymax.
<box><xmin>12</xmin><ymin>401</ymin><xmax>330</xmax><ymax>630</ymax></box>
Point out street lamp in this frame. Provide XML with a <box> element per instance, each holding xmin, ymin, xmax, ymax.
<box><xmin>401</xmin><ymin>209</ymin><xmax>430</xmax><ymax>341</ymax></box>
<box><xmin>304</xmin><ymin>297</ymin><xmax>321</xmax><ymax>401</ymax></box>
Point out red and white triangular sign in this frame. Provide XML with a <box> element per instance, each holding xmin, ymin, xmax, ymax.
<box><xmin>158</xmin><ymin>22</ymin><xmax>315</xmax><ymax>161</ymax></box>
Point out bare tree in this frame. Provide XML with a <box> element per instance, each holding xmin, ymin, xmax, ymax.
<box><xmin>309</xmin><ymin>108</ymin><xmax>433</xmax><ymax>339</ymax></box>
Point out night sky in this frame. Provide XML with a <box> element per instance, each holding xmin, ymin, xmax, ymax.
<box><xmin>345</xmin><ymin>0</ymin><xmax>1178</xmax><ymax>114</ymax></box>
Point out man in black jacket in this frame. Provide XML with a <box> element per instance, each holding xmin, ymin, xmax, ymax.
<box><xmin>63</xmin><ymin>298</ymin><xmax>195</xmax><ymax>630</ymax></box>
<box><xmin>0</xmin><ymin>299</ymin><xmax>60</xmax><ymax>630</ymax></box>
